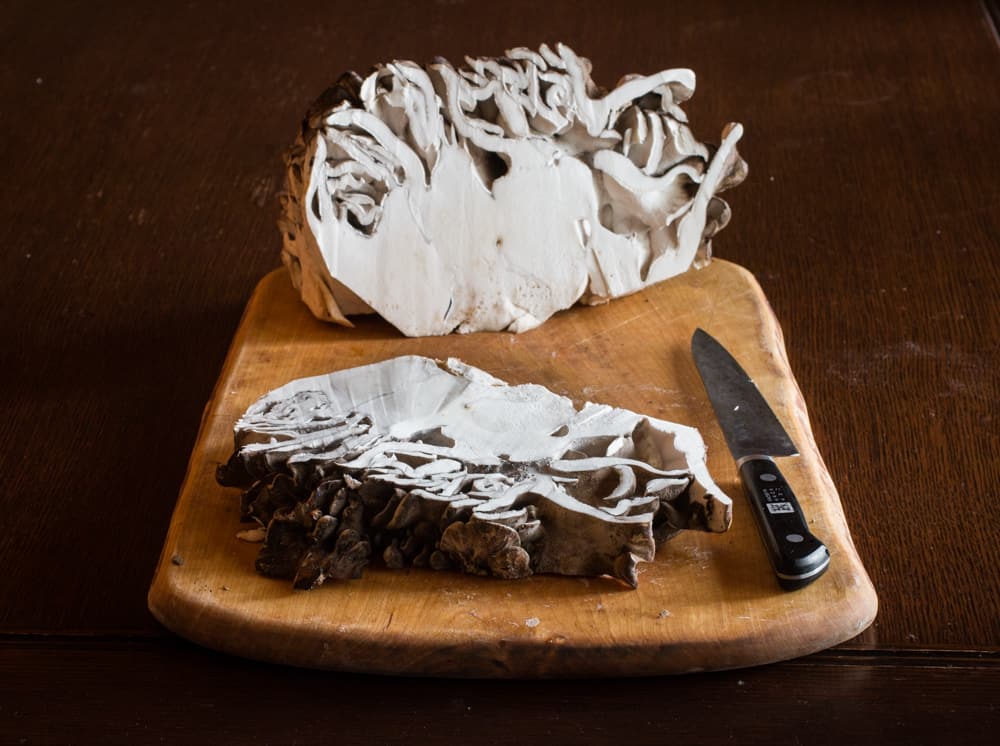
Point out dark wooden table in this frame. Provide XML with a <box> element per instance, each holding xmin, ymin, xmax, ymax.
<box><xmin>3</xmin><ymin>1</ymin><xmax>998</xmax><ymax>742</ymax></box>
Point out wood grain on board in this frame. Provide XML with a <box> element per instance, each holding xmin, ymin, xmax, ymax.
<box><xmin>148</xmin><ymin>261</ymin><xmax>876</xmax><ymax>676</ymax></box>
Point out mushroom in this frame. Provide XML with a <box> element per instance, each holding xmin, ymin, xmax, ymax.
<box><xmin>219</xmin><ymin>356</ymin><xmax>731</xmax><ymax>588</ymax></box>
<box><xmin>280</xmin><ymin>44</ymin><xmax>746</xmax><ymax>336</ymax></box>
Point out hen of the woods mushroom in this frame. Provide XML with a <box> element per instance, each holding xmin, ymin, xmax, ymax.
<box><xmin>218</xmin><ymin>357</ymin><xmax>732</xmax><ymax>589</ymax></box>
<box><xmin>281</xmin><ymin>44</ymin><xmax>746</xmax><ymax>336</ymax></box>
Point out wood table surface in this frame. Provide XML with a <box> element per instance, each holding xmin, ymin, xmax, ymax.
<box><xmin>2</xmin><ymin>0</ymin><xmax>997</xmax><ymax>742</ymax></box>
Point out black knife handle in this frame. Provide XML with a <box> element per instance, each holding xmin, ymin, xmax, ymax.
<box><xmin>737</xmin><ymin>456</ymin><xmax>830</xmax><ymax>591</ymax></box>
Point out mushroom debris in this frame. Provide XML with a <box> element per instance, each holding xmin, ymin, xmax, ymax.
<box><xmin>217</xmin><ymin>356</ymin><xmax>732</xmax><ymax>589</ymax></box>
<box><xmin>280</xmin><ymin>43</ymin><xmax>747</xmax><ymax>337</ymax></box>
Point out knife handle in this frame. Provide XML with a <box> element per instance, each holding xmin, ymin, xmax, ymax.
<box><xmin>737</xmin><ymin>456</ymin><xmax>830</xmax><ymax>591</ymax></box>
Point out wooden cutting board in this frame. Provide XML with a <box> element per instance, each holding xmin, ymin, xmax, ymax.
<box><xmin>148</xmin><ymin>260</ymin><xmax>877</xmax><ymax>677</ymax></box>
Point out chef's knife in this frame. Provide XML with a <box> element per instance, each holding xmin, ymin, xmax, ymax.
<box><xmin>691</xmin><ymin>328</ymin><xmax>830</xmax><ymax>591</ymax></box>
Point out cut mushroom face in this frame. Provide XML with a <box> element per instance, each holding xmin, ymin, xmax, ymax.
<box><xmin>280</xmin><ymin>44</ymin><xmax>746</xmax><ymax>336</ymax></box>
<box><xmin>218</xmin><ymin>356</ymin><xmax>731</xmax><ymax>588</ymax></box>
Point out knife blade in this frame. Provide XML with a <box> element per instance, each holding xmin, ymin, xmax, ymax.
<box><xmin>691</xmin><ymin>328</ymin><xmax>830</xmax><ymax>591</ymax></box>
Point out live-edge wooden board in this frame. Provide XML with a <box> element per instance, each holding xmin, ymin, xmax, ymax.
<box><xmin>148</xmin><ymin>260</ymin><xmax>877</xmax><ymax>677</ymax></box>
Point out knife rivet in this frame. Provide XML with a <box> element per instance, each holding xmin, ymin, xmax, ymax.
<box><xmin>786</xmin><ymin>533</ymin><xmax>804</xmax><ymax>543</ymax></box>
<box><xmin>760</xmin><ymin>473</ymin><xmax>777</xmax><ymax>482</ymax></box>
